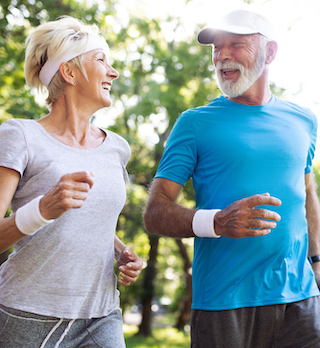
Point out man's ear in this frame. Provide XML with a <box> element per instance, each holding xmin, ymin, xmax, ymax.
<box><xmin>59</xmin><ymin>61</ymin><xmax>76</xmax><ymax>86</ymax></box>
<box><xmin>265</xmin><ymin>41</ymin><xmax>278</xmax><ymax>65</ymax></box>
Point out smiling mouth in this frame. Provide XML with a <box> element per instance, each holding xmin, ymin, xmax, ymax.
<box><xmin>221</xmin><ymin>69</ymin><xmax>239</xmax><ymax>76</ymax></box>
<box><xmin>102</xmin><ymin>83</ymin><xmax>111</xmax><ymax>91</ymax></box>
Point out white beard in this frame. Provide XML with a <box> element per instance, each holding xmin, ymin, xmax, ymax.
<box><xmin>216</xmin><ymin>46</ymin><xmax>266</xmax><ymax>98</ymax></box>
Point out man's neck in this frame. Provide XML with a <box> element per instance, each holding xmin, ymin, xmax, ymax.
<box><xmin>227</xmin><ymin>90</ymin><xmax>272</xmax><ymax>106</ymax></box>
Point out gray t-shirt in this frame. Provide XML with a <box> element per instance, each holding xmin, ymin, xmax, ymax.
<box><xmin>0</xmin><ymin>118</ymin><xmax>131</xmax><ymax>319</ymax></box>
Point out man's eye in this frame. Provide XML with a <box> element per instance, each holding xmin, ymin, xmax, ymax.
<box><xmin>98</xmin><ymin>58</ymin><xmax>104</xmax><ymax>62</ymax></box>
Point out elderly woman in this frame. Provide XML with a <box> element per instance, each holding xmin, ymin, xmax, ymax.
<box><xmin>0</xmin><ymin>16</ymin><xmax>142</xmax><ymax>348</ymax></box>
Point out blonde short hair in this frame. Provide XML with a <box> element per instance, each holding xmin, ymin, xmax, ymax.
<box><xmin>24</xmin><ymin>16</ymin><xmax>108</xmax><ymax>106</ymax></box>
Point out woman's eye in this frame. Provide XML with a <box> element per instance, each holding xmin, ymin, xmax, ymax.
<box><xmin>98</xmin><ymin>58</ymin><xmax>104</xmax><ymax>62</ymax></box>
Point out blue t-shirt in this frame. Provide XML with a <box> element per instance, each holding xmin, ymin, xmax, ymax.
<box><xmin>155</xmin><ymin>95</ymin><xmax>320</xmax><ymax>310</ymax></box>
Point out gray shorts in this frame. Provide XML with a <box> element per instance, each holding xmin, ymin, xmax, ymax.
<box><xmin>0</xmin><ymin>304</ymin><xmax>126</xmax><ymax>348</ymax></box>
<box><xmin>191</xmin><ymin>296</ymin><xmax>320</xmax><ymax>348</ymax></box>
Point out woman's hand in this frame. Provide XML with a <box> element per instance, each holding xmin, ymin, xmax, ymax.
<box><xmin>39</xmin><ymin>171</ymin><xmax>95</xmax><ymax>220</ymax></box>
<box><xmin>117</xmin><ymin>246</ymin><xmax>143</xmax><ymax>286</ymax></box>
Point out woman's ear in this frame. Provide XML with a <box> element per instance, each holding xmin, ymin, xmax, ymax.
<box><xmin>265</xmin><ymin>41</ymin><xmax>278</xmax><ymax>65</ymax></box>
<box><xmin>59</xmin><ymin>61</ymin><xmax>76</xmax><ymax>86</ymax></box>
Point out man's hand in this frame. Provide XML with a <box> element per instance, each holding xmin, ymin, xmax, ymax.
<box><xmin>214</xmin><ymin>193</ymin><xmax>282</xmax><ymax>238</ymax></box>
<box><xmin>117</xmin><ymin>246</ymin><xmax>143</xmax><ymax>286</ymax></box>
<box><xmin>39</xmin><ymin>171</ymin><xmax>95</xmax><ymax>220</ymax></box>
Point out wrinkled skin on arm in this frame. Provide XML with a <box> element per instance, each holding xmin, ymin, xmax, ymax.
<box><xmin>144</xmin><ymin>178</ymin><xmax>281</xmax><ymax>239</ymax></box>
<box><xmin>305</xmin><ymin>172</ymin><xmax>320</xmax><ymax>289</ymax></box>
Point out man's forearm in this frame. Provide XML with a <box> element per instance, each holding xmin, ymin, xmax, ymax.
<box><xmin>144</xmin><ymin>179</ymin><xmax>196</xmax><ymax>238</ymax></box>
<box><xmin>305</xmin><ymin>173</ymin><xmax>320</xmax><ymax>288</ymax></box>
<box><xmin>144</xmin><ymin>196</ymin><xmax>196</xmax><ymax>238</ymax></box>
<box><xmin>305</xmin><ymin>174</ymin><xmax>320</xmax><ymax>257</ymax></box>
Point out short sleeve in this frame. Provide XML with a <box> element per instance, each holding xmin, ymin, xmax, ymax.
<box><xmin>107</xmin><ymin>129</ymin><xmax>131</xmax><ymax>184</ymax></box>
<box><xmin>120</xmin><ymin>137</ymin><xmax>131</xmax><ymax>184</ymax></box>
<box><xmin>123</xmin><ymin>166</ymin><xmax>130</xmax><ymax>184</ymax></box>
<box><xmin>305</xmin><ymin>112</ymin><xmax>318</xmax><ymax>174</ymax></box>
<box><xmin>155</xmin><ymin>111</ymin><xmax>197</xmax><ymax>186</ymax></box>
<box><xmin>0</xmin><ymin>119</ymin><xmax>28</xmax><ymax>176</ymax></box>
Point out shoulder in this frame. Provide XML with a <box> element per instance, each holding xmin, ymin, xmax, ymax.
<box><xmin>104</xmin><ymin>129</ymin><xmax>131</xmax><ymax>161</ymax></box>
<box><xmin>0</xmin><ymin>119</ymin><xmax>31</xmax><ymax>175</ymax></box>
<box><xmin>171</xmin><ymin>96</ymin><xmax>226</xmax><ymax>133</ymax></box>
<box><xmin>274</xmin><ymin>96</ymin><xmax>317</xmax><ymax>124</ymax></box>
<box><xmin>105</xmin><ymin>129</ymin><xmax>130</xmax><ymax>147</ymax></box>
<box><xmin>177</xmin><ymin>96</ymin><xmax>229</xmax><ymax>127</ymax></box>
<box><xmin>181</xmin><ymin>96</ymin><xmax>226</xmax><ymax>118</ymax></box>
<box><xmin>0</xmin><ymin>118</ymin><xmax>38</xmax><ymax>134</ymax></box>
<box><xmin>0</xmin><ymin>118</ymin><xmax>25</xmax><ymax>139</ymax></box>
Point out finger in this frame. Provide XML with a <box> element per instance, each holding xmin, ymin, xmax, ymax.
<box><xmin>120</xmin><ymin>265</ymin><xmax>141</xmax><ymax>276</ymax></box>
<box><xmin>68</xmin><ymin>191</ymin><xmax>89</xmax><ymax>202</ymax></box>
<box><xmin>245</xmin><ymin>194</ymin><xmax>282</xmax><ymax>209</ymax></box>
<box><xmin>72</xmin><ymin>181</ymin><xmax>93</xmax><ymax>192</ymax></box>
<box><xmin>118</xmin><ymin>278</ymin><xmax>131</xmax><ymax>287</ymax></box>
<box><xmin>122</xmin><ymin>246</ymin><xmax>138</xmax><ymax>261</ymax></box>
<box><xmin>119</xmin><ymin>271</ymin><xmax>138</xmax><ymax>284</ymax></box>
<box><xmin>62</xmin><ymin>171</ymin><xmax>95</xmax><ymax>188</ymax></box>
<box><xmin>119</xmin><ymin>267</ymin><xmax>139</xmax><ymax>285</ymax></box>
<box><xmin>118</xmin><ymin>248</ymin><xmax>142</xmax><ymax>267</ymax></box>
<box><xmin>227</xmin><ymin>226</ymin><xmax>272</xmax><ymax>239</ymax></box>
<box><xmin>56</xmin><ymin>182</ymin><xmax>90</xmax><ymax>201</ymax></box>
<box><xmin>122</xmin><ymin>259</ymin><xmax>143</xmax><ymax>270</ymax></box>
<box><xmin>247</xmin><ymin>228</ymin><xmax>272</xmax><ymax>237</ymax></box>
<box><xmin>248</xmin><ymin>218</ymin><xmax>278</xmax><ymax>230</ymax></box>
<box><xmin>250</xmin><ymin>208</ymin><xmax>281</xmax><ymax>222</ymax></box>
<box><xmin>58</xmin><ymin>174</ymin><xmax>94</xmax><ymax>196</ymax></box>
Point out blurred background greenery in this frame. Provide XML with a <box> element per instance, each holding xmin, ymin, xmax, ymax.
<box><xmin>0</xmin><ymin>0</ymin><xmax>319</xmax><ymax>346</ymax></box>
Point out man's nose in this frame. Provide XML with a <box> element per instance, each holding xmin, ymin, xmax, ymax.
<box><xmin>216</xmin><ymin>47</ymin><xmax>232</xmax><ymax>62</ymax></box>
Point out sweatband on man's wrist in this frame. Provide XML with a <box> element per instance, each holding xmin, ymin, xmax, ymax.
<box><xmin>15</xmin><ymin>195</ymin><xmax>54</xmax><ymax>236</ymax></box>
<box><xmin>192</xmin><ymin>209</ymin><xmax>221</xmax><ymax>238</ymax></box>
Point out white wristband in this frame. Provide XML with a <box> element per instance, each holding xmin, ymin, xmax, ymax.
<box><xmin>192</xmin><ymin>209</ymin><xmax>221</xmax><ymax>238</ymax></box>
<box><xmin>15</xmin><ymin>195</ymin><xmax>54</xmax><ymax>236</ymax></box>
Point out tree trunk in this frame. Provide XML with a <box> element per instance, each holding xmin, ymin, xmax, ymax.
<box><xmin>137</xmin><ymin>233</ymin><xmax>159</xmax><ymax>336</ymax></box>
<box><xmin>174</xmin><ymin>238</ymin><xmax>192</xmax><ymax>331</ymax></box>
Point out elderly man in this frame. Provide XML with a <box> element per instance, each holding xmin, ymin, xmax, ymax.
<box><xmin>144</xmin><ymin>10</ymin><xmax>320</xmax><ymax>348</ymax></box>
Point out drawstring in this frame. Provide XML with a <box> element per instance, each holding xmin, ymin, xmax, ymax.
<box><xmin>54</xmin><ymin>319</ymin><xmax>75</xmax><ymax>348</ymax></box>
<box><xmin>40</xmin><ymin>318</ymin><xmax>63</xmax><ymax>348</ymax></box>
<box><xmin>40</xmin><ymin>318</ymin><xmax>75</xmax><ymax>348</ymax></box>
<box><xmin>0</xmin><ymin>305</ymin><xmax>75</xmax><ymax>348</ymax></box>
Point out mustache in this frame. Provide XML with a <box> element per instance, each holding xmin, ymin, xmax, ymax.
<box><xmin>216</xmin><ymin>61</ymin><xmax>244</xmax><ymax>73</ymax></box>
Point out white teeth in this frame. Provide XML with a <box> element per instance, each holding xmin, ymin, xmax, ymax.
<box><xmin>102</xmin><ymin>83</ymin><xmax>110</xmax><ymax>91</ymax></box>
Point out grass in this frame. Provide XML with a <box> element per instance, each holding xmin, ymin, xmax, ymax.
<box><xmin>124</xmin><ymin>324</ymin><xmax>191</xmax><ymax>348</ymax></box>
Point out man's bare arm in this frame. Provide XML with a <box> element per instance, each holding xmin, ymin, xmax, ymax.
<box><xmin>144</xmin><ymin>178</ymin><xmax>196</xmax><ymax>238</ymax></box>
<box><xmin>305</xmin><ymin>172</ymin><xmax>320</xmax><ymax>288</ymax></box>
<box><xmin>144</xmin><ymin>178</ymin><xmax>282</xmax><ymax>239</ymax></box>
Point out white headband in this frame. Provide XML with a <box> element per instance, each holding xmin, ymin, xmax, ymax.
<box><xmin>39</xmin><ymin>35</ymin><xmax>107</xmax><ymax>88</ymax></box>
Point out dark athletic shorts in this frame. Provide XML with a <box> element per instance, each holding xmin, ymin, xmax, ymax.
<box><xmin>191</xmin><ymin>296</ymin><xmax>320</xmax><ymax>348</ymax></box>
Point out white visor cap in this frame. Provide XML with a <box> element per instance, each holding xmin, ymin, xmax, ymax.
<box><xmin>197</xmin><ymin>10</ymin><xmax>276</xmax><ymax>45</ymax></box>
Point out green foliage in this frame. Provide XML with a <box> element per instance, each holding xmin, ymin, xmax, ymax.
<box><xmin>0</xmin><ymin>0</ymin><xmax>116</xmax><ymax>120</ymax></box>
<box><xmin>313</xmin><ymin>161</ymin><xmax>320</xmax><ymax>198</ymax></box>
<box><xmin>124</xmin><ymin>325</ymin><xmax>190</xmax><ymax>348</ymax></box>
<box><xmin>2</xmin><ymin>0</ymin><xmax>292</xmax><ymax>332</ymax></box>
